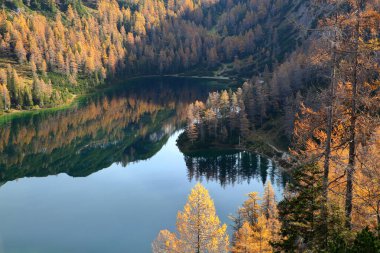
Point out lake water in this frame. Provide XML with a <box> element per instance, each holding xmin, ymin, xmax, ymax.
<box><xmin>0</xmin><ymin>77</ymin><xmax>286</xmax><ymax>253</ymax></box>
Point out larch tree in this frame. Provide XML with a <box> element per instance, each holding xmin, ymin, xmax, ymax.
<box><xmin>0</xmin><ymin>83</ymin><xmax>10</xmax><ymax>111</ymax></box>
<box><xmin>219</xmin><ymin>90</ymin><xmax>230</xmax><ymax>120</ymax></box>
<box><xmin>231</xmin><ymin>221</ymin><xmax>255</xmax><ymax>253</ymax></box>
<box><xmin>340</xmin><ymin>0</ymin><xmax>380</xmax><ymax>230</ymax></box>
<box><xmin>232</xmin><ymin>190</ymin><xmax>280</xmax><ymax>253</ymax></box>
<box><xmin>187</xmin><ymin>103</ymin><xmax>199</xmax><ymax>143</ymax></box>
<box><xmin>261</xmin><ymin>181</ymin><xmax>280</xmax><ymax>243</ymax></box>
<box><xmin>251</xmin><ymin>214</ymin><xmax>272</xmax><ymax>253</ymax></box>
<box><xmin>261</xmin><ymin>181</ymin><xmax>277</xmax><ymax>220</ymax></box>
<box><xmin>14</xmin><ymin>37</ymin><xmax>27</xmax><ymax>63</ymax></box>
<box><xmin>317</xmin><ymin>3</ymin><xmax>342</xmax><ymax>244</ymax></box>
<box><xmin>153</xmin><ymin>183</ymin><xmax>229</xmax><ymax>253</ymax></box>
<box><xmin>152</xmin><ymin>230</ymin><xmax>179</xmax><ymax>253</ymax></box>
<box><xmin>176</xmin><ymin>183</ymin><xmax>229</xmax><ymax>253</ymax></box>
<box><xmin>240</xmin><ymin>192</ymin><xmax>261</xmax><ymax>227</ymax></box>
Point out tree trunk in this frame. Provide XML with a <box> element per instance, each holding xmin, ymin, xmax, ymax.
<box><xmin>377</xmin><ymin>200</ymin><xmax>380</xmax><ymax>230</ymax></box>
<box><xmin>322</xmin><ymin>11</ymin><xmax>338</xmax><ymax>247</ymax></box>
<box><xmin>345</xmin><ymin>0</ymin><xmax>361</xmax><ymax>229</ymax></box>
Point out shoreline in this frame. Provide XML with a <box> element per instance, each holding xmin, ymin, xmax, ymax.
<box><xmin>0</xmin><ymin>74</ymin><xmax>235</xmax><ymax>123</ymax></box>
<box><xmin>0</xmin><ymin>95</ymin><xmax>79</xmax><ymax>124</ymax></box>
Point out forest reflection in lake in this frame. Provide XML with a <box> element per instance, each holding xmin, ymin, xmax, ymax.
<box><xmin>0</xmin><ymin>77</ymin><xmax>286</xmax><ymax>253</ymax></box>
<box><xmin>0</xmin><ymin>77</ymin><xmax>225</xmax><ymax>183</ymax></box>
<box><xmin>185</xmin><ymin>150</ymin><xmax>288</xmax><ymax>188</ymax></box>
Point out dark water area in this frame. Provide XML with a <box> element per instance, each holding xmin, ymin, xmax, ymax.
<box><xmin>0</xmin><ymin>77</ymin><xmax>286</xmax><ymax>253</ymax></box>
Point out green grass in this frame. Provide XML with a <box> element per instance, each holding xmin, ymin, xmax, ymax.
<box><xmin>0</xmin><ymin>99</ymin><xmax>78</xmax><ymax>125</ymax></box>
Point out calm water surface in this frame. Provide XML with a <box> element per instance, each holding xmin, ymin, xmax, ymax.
<box><xmin>0</xmin><ymin>77</ymin><xmax>286</xmax><ymax>253</ymax></box>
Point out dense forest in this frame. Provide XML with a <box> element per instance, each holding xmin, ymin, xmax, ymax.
<box><xmin>0</xmin><ymin>0</ymin><xmax>315</xmax><ymax>111</ymax></box>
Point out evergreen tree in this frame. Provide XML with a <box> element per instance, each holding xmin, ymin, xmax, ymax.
<box><xmin>349</xmin><ymin>227</ymin><xmax>380</xmax><ymax>253</ymax></box>
<box><xmin>276</xmin><ymin>163</ymin><xmax>324</xmax><ymax>252</ymax></box>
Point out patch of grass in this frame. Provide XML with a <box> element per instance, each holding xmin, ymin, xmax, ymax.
<box><xmin>0</xmin><ymin>97</ymin><xmax>78</xmax><ymax>125</ymax></box>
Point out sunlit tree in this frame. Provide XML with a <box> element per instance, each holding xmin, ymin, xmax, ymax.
<box><xmin>177</xmin><ymin>183</ymin><xmax>229</xmax><ymax>253</ymax></box>
<box><xmin>153</xmin><ymin>183</ymin><xmax>229</xmax><ymax>253</ymax></box>
<box><xmin>231</xmin><ymin>221</ymin><xmax>255</xmax><ymax>253</ymax></box>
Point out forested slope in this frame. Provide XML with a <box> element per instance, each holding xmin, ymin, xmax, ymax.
<box><xmin>0</xmin><ymin>0</ymin><xmax>318</xmax><ymax>112</ymax></box>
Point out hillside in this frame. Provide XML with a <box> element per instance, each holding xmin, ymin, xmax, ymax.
<box><xmin>0</xmin><ymin>0</ymin><xmax>321</xmax><ymax>113</ymax></box>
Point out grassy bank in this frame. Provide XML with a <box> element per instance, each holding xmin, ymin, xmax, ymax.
<box><xmin>0</xmin><ymin>95</ymin><xmax>81</xmax><ymax>125</ymax></box>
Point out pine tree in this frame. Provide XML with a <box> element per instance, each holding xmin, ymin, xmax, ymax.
<box><xmin>276</xmin><ymin>163</ymin><xmax>324</xmax><ymax>252</ymax></box>
<box><xmin>22</xmin><ymin>86</ymin><xmax>33</xmax><ymax>108</ymax></box>
<box><xmin>349</xmin><ymin>227</ymin><xmax>380</xmax><ymax>253</ymax></box>
<box><xmin>232</xmin><ymin>190</ymin><xmax>280</xmax><ymax>253</ymax></box>
<box><xmin>7</xmin><ymin>67</ymin><xmax>22</xmax><ymax>107</ymax></box>
<box><xmin>229</xmin><ymin>93</ymin><xmax>239</xmax><ymax>134</ymax></box>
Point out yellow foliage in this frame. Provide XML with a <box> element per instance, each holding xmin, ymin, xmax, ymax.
<box><xmin>153</xmin><ymin>183</ymin><xmax>229</xmax><ymax>253</ymax></box>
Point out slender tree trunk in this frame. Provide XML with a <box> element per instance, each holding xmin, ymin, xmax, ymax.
<box><xmin>322</xmin><ymin>11</ymin><xmax>339</xmax><ymax>247</ymax></box>
<box><xmin>322</xmin><ymin>37</ymin><xmax>336</xmax><ymax>247</ymax></box>
<box><xmin>345</xmin><ymin>0</ymin><xmax>361</xmax><ymax>229</ymax></box>
<box><xmin>377</xmin><ymin>200</ymin><xmax>380</xmax><ymax>230</ymax></box>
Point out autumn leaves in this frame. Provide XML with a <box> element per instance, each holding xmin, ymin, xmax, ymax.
<box><xmin>153</xmin><ymin>183</ymin><xmax>229</xmax><ymax>253</ymax></box>
<box><xmin>153</xmin><ymin>182</ymin><xmax>279</xmax><ymax>253</ymax></box>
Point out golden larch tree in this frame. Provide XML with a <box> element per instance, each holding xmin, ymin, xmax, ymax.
<box><xmin>231</xmin><ymin>221</ymin><xmax>255</xmax><ymax>253</ymax></box>
<box><xmin>152</xmin><ymin>230</ymin><xmax>179</xmax><ymax>253</ymax></box>
<box><xmin>261</xmin><ymin>181</ymin><xmax>280</xmax><ymax>242</ymax></box>
<box><xmin>153</xmin><ymin>183</ymin><xmax>229</xmax><ymax>253</ymax></box>
<box><xmin>241</xmin><ymin>192</ymin><xmax>261</xmax><ymax>227</ymax></box>
<box><xmin>251</xmin><ymin>214</ymin><xmax>272</xmax><ymax>253</ymax></box>
<box><xmin>177</xmin><ymin>183</ymin><xmax>229</xmax><ymax>253</ymax></box>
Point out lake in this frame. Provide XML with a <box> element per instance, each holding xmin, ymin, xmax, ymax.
<box><xmin>0</xmin><ymin>77</ymin><xmax>286</xmax><ymax>253</ymax></box>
